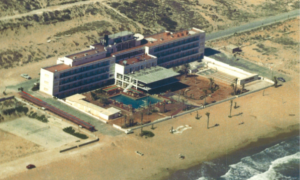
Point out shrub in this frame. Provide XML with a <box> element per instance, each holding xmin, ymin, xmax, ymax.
<box><xmin>28</xmin><ymin>112</ymin><xmax>48</xmax><ymax>123</ymax></box>
<box><xmin>139</xmin><ymin>130</ymin><xmax>155</xmax><ymax>138</ymax></box>
<box><xmin>63</xmin><ymin>126</ymin><xmax>88</xmax><ymax>139</ymax></box>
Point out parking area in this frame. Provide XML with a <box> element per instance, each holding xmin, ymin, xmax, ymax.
<box><xmin>0</xmin><ymin>117</ymin><xmax>79</xmax><ymax>149</ymax></box>
<box><xmin>205</xmin><ymin>48</ymin><xmax>290</xmax><ymax>81</ymax></box>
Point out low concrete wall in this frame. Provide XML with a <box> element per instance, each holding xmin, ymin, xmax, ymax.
<box><xmin>113</xmin><ymin>124</ymin><xmax>131</xmax><ymax>133</ymax></box>
<box><xmin>113</xmin><ymin>116</ymin><xmax>173</xmax><ymax>133</ymax></box>
<box><xmin>203</xmin><ymin>56</ymin><xmax>254</xmax><ymax>78</ymax></box>
<box><xmin>60</xmin><ymin>146</ymin><xmax>78</xmax><ymax>153</ymax></box>
<box><xmin>78</xmin><ymin>138</ymin><xmax>99</xmax><ymax>147</ymax></box>
<box><xmin>0</xmin><ymin>96</ymin><xmax>14</xmax><ymax>102</ymax></box>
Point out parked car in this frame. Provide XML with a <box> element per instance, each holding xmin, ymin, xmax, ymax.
<box><xmin>21</xmin><ymin>74</ymin><xmax>31</xmax><ymax>79</ymax></box>
<box><xmin>277</xmin><ymin>77</ymin><xmax>286</xmax><ymax>82</ymax></box>
<box><xmin>26</xmin><ymin>164</ymin><xmax>36</xmax><ymax>169</ymax></box>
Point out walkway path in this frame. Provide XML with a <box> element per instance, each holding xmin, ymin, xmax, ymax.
<box><xmin>206</xmin><ymin>9</ymin><xmax>300</xmax><ymax>41</ymax></box>
<box><xmin>0</xmin><ymin>0</ymin><xmax>104</xmax><ymax>22</ymax></box>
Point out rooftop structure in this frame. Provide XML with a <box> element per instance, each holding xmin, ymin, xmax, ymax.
<box><xmin>145</xmin><ymin>29</ymin><xmax>202</xmax><ymax>47</ymax></box>
<box><xmin>44</xmin><ymin>64</ymin><xmax>71</xmax><ymax>73</ymax></box>
<box><xmin>108</xmin><ymin>31</ymin><xmax>134</xmax><ymax>39</ymax></box>
<box><xmin>128</xmin><ymin>66</ymin><xmax>179</xmax><ymax>84</ymax></box>
<box><xmin>66</xmin><ymin>94</ymin><xmax>121</xmax><ymax>120</ymax></box>
<box><xmin>118</xmin><ymin>54</ymin><xmax>153</xmax><ymax>65</ymax></box>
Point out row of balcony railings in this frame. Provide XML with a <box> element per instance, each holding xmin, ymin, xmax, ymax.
<box><xmin>158</xmin><ymin>50</ymin><xmax>199</xmax><ymax>64</ymax></box>
<box><xmin>59</xmin><ymin>69</ymin><xmax>109</xmax><ymax>85</ymax></box>
<box><xmin>59</xmin><ymin>62</ymin><xmax>110</xmax><ymax>78</ymax></box>
<box><xmin>155</xmin><ymin>44</ymin><xmax>199</xmax><ymax>58</ymax></box>
<box><xmin>153</xmin><ymin>37</ymin><xmax>200</xmax><ymax>53</ymax></box>
<box><xmin>59</xmin><ymin>76</ymin><xmax>108</xmax><ymax>92</ymax></box>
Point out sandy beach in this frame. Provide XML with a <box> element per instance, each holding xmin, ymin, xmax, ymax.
<box><xmin>0</xmin><ymin>70</ymin><xmax>298</xmax><ymax>180</ymax></box>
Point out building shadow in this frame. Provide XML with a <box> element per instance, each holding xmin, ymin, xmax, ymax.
<box><xmin>204</xmin><ymin>48</ymin><xmax>221</xmax><ymax>57</ymax></box>
<box><xmin>209</xmin><ymin>123</ymin><xmax>220</xmax><ymax>129</ymax></box>
<box><xmin>149</xmin><ymin>82</ymin><xmax>189</xmax><ymax>94</ymax></box>
<box><xmin>232</xmin><ymin>112</ymin><xmax>243</xmax><ymax>117</ymax></box>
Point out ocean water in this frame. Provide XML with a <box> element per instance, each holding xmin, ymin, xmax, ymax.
<box><xmin>167</xmin><ymin>136</ymin><xmax>300</xmax><ymax>180</ymax></box>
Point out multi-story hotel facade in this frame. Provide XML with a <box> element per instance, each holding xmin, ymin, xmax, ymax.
<box><xmin>40</xmin><ymin>28</ymin><xmax>205</xmax><ymax>98</ymax></box>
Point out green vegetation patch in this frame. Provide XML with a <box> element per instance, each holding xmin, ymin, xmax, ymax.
<box><xmin>273</xmin><ymin>36</ymin><xmax>298</xmax><ymax>46</ymax></box>
<box><xmin>63</xmin><ymin>126</ymin><xmax>89</xmax><ymax>139</ymax></box>
<box><xmin>54</xmin><ymin>21</ymin><xmax>112</xmax><ymax>37</ymax></box>
<box><xmin>139</xmin><ymin>130</ymin><xmax>155</xmax><ymax>138</ymax></box>
<box><xmin>253</xmin><ymin>43</ymin><xmax>277</xmax><ymax>53</ymax></box>
<box><xmin>28</xmin><ymin>112</ymin><xmax>48</xmax><ymax>123</ymax></box>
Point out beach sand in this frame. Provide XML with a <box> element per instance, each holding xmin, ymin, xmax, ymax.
<box><xmin>0</xmin><ymin>72</ymin><xmax>299</xmax><ymax>180</ymax></box>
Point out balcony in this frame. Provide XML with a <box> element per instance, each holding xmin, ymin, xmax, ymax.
<box><xmin>153</xmin><ymin>38</ymin><xmax>200</xmax><ymax>53</ymax></box>
<box><xmin>155</xmin><ymin>44</ymin><xmax>199</xmax><ymax>58</ymax></box>
<box><xmin>59</xmin><ymin>63</ymin><xmax>109</xmax><ymax>78</ymax></box>
<box><xmin>59</xmin><ymin>68</ymin><xmax>109</xmax><ymax>85</ymax></box>
<box><xmin>59</xmin><ymin>71</ymin><xmax>109</xmax><ymax>86</ymax></box>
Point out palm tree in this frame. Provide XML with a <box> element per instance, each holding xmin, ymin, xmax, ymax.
<box><xmin>181</xmin><ymin>63</ymin><xmax>190</xmax><ymax>79</ymax></box>
<box><xmin>140</xmin><ymin>112</ymin><xmax>144</xmax><ymax>133</ymax></box>
<box><xmin>162</xmin><ymin>101</ymin><xmax>166</xmax><ymax>113</ymax></box>
<box><xmin>208</xmin><ymin>78</ymin><xmax>214</xmax><ymax>92</ymax></box>
<box><xmin>234</xmin><ymin>78</ymin><xmax>238</xmax><ymax>94</ymax></box>
<box><xmin>206</xmin><ymin>112</ymin><xmax>210</xmax><ymax>129</ymax></box>
<box><xmin>203</xmin><ymin>89</ymin><xmax>208</xmax><ymax>97</ymax></box>
<box><xmin>229</xmin><ymin>100</ymin><xmax>233</xmax><ymax>118</ymax></box>
<box><xmin>273</xmin><ymin>76</ymin><xmax>278</xmax><ymax>87</ymax></box>
<box><xmin>231</xmin><ymin>83</ymin><xmax>236</xmax><ymax>95</ymax></box>
<box><xmin>124</xmin><ymin>114</ymin><xmax>127</xmax><ymax>127</ymax></box>
<box><xmin>241</xmin><ymin>84</ymin><xmax>245</xmax><ymax>93</ymax></box>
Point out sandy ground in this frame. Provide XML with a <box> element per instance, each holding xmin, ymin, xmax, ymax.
<box><xmin>0</xmin><ymin>71</ymin><xmax>298</xmax><ymax>180</ymax></box>
<box><xmin>0</xmin><ymin>129</ymin><xmax>45</xmax><ymax>164</ymax></box>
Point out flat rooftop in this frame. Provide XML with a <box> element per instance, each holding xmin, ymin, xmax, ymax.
<box><xmin>127</xmin><ymin>66</ymin><xmax>179</xmax><ymax>84</ymax></box>
<box><xmin>144</xmin><ymin>29</ymin><xmax>202</xmax><ymax>47</ymax></box>
<box><xmin>43</xmin><ymin>56</ymin><xmax>112</xmax><ymax>72</ymax></box>
<box><xmin>44</xmin><ymin>64</ymin><xmax>71</xmax><ymax>73</ymax></box>
<box><xmin>66</xmin><ymin>45</ymin><xmax>106</xmax><ymax>60</ymax></box>
<box><xmin>66</xmin><ymin>94</ymin><xmax>120</xmax><ymax>116</ymax></box>
<box><xmin>118</xmin><ymin>54</ymin><xmax>153</xmax><ymax>65</ymax></box>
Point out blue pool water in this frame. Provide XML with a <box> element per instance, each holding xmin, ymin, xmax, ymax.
<box><xmin>110</xmin><ymin>95</ymin><xmax>161</xmax><ymax>109</ymax></box>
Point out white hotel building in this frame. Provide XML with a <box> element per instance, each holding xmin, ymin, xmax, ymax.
<box><xmin>40</xmin><ymin>28</ymin><xmax>205</xmax><ymax>98</ymax></box>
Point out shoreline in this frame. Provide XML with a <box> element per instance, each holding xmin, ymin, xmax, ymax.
<box><xmin>159</xmin><ymin>124</ymin><xmax>300</xmax><ymax>180</ymax></box>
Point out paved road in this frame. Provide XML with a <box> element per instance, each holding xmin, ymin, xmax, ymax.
<box><xmin>0</xmin><ymin>0</ymin><xmax>104</xmax><ymax>22</ymax></box>
<box><xmin>206</xmin><ymin>9</ymin><xmax>300</xmax><ymax>41</ymax></box>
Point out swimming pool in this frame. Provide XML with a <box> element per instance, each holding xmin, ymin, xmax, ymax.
<box><xmin>110</xmin><ymin>95</ymin><xmax>161</xmax><ymax>109</ymax></box>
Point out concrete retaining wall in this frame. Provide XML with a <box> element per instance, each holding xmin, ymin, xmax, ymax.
<box><xmin>0</xmin><ymin>96</ymin><xmax>14</xmax><ymax>102</ymax></box>
<box><xmin>203</xmin><ymin>56</ymin><xmax>254</xmax><ymax>77</ymax></box>
<box><xmin>60</xmin><ymin>146</ymin><xmax>78</xmax><ymax>153</ymax></box>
